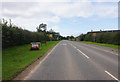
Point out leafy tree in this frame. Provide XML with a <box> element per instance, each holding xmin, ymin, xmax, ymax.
<box><xmin>37</xmin><ymin>23</ymin><xmax>47</xmax><ymax>32</ymax></box>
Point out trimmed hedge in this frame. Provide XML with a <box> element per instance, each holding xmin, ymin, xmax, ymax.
<box><xmin>78</xmin><ymin>32</ymin><xmax>120</xmax><ymax>45</ymax></box>
<box><xmin>2</xmin><ymin>23</ymin><xmax>50</xmax><ymax>48</ymax></box>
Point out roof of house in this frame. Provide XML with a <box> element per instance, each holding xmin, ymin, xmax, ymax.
<box><xmin>87</xmin><ymin>30</ymin><xmax>120</xmax><ymax>34</ymax></box>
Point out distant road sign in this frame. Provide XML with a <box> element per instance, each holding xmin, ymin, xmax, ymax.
<box><xmin>49</xmin><ymin>34</ymin><xmax>53</xmax><ymax>38</ymax></box>
<box><xmin>93</xmin><ymin>33</ymin><xmax>96</xmax><ymax>36</ymax></box>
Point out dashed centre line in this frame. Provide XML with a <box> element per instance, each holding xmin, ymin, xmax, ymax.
<box><xmin>70</xmin><ymin>43</ymin><xmax>90</xmax><ymax>59</ymax></box>
<box><xmin>70</xmin><ymin>43</ymin><xmax>118</xmax><ymax>81</ymax></box>
<box><xmin>105</xmin><ymin>71</ymin><xmax>119</xmax><ymax>81</ymax></box>
<box><xmin>77</xmin><ymin>49</ymin><xmax>90</xmax><ymax>59</ymax></box>
<box><xmin>73</xmin><ymin>46</ymin><xmax>76</xmax><ymax>49</ymax></box>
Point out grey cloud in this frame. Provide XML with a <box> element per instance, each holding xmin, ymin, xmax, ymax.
<box><xmin>2</xmin><ymin>2</ymin><xmax>53</xmax><ymax>18</ymax></box>
<box><xmin>2</xmin><ymin>2</ymin><xmax>38</xmax><ymax>10</ymax></box>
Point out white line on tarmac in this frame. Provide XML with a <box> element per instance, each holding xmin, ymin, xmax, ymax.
<box><xmin>105</xmin><ymin>70</ymin><xmax>119</xmax><ymax>81</ymax></box>
<box><xmin>73</xmin><ymin>46</ymin><xmax>76</xmax><ymax>49</ymax></box>
<box><xmin>71</xmin><ymin>45</ymin><xmax>76</xmax><ymax>49</ymax></box>
<box><xmin>69</xmin><ymin>43</ymin><xmax>89</xmax><ymax>59</ymax></box>
<box><xmin>77</xmin><ymin>49</ymin><xmax>90</xmax><ymax>59</ymax></box>
<box><xmin>69</xmin><ymin>43</ymin><xmax>75</xmax><ymax>48</ymax></box>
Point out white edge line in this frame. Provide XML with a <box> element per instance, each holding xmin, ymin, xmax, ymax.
<box><xmin>24</xmin><ymin>43</ymin><xmax>59</xmax><ymax>80</ymax></box>
<box><xmin>105</xmin><ymin>70</ymin><xmax>119</xmax><ymax>81</ymax></box>
<box><xmin>77</xmin><ymin>49</ymin><xmax>89</xmax><ymax>59</ymax></box>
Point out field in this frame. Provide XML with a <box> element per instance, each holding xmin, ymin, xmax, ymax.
<box><xmin>2</xmin><ymin>41</ymin><xmax>60</xmax><ymax>80</ymax></box>
<box><xmin>80</xmin><ymin>41</ymin><xmax>119</xmax><ymax>49</ymax></box>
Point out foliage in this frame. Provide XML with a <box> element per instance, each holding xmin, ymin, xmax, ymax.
<box><xmin>77</xmin><ymin>32</ymin><xmax>120</xmax><ymax>45</ymax></box>
<box><xmin>79</xmin><ymin>34</ymin><xmax>86</xmax><ymax>41</ymax></box>
<box><xmin>37</xmin><ymin>23</ymin><xmax>47</xmax><ymax>32</ymax></box>
<box><xmin>1</xmin><ymin>19</ymin><xmax>62</xmax><ymax>48</ymax></box>
<box><xmin>2</xmin><ymin>24</ymin><xmax>46</xmax><ymax>48</ymax></box>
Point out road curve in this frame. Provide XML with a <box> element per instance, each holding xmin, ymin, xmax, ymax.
<box><xmin>25</xmin><ymin>40</ymin><xmax>118</xmax><ymax>80</ymax></box>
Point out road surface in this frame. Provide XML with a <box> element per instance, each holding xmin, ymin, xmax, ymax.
<box><xmin>25</xmin><ymin>40</ymin><xmax>119</xmax><ymax>80</ymax></box>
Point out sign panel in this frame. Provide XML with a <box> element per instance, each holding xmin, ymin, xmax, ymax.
<box><xmin>93</xmin><ymin>33</ymin><xmax>96</xmax><ymax>36</ymax></box>
<box><xmin>49</xmin><ymin>34</ymin><xmax>53</xmax><ymax>38</ymax></box>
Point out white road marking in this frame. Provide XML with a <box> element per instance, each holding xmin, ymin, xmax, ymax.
<box><xmin>69</xmin><ymin>43</ymin><xmax>75</xmax><ymax>48</ymax></box>
<box><xmin>105</xmin><ymin>70</ymin><xmax>119</xmax><ymax>81</ymax></box>
<box><xmin>73</xmin><ymin>46</ymin><xmax>76</xmax><ymax>49</ymax></box>
<box><xmin>24</xmin><ymin>43</ymin><xmax>59</xmax><ymax>80</ymax></box>
<box><xmin>77</xmin><ymin>49</ymin><xmax>89</xmax><ymax>59</ymax></box>
<box><xmin>69</xmin><ymin>44</ymin><xmax>89</xmax><ymax>59</ymax></box>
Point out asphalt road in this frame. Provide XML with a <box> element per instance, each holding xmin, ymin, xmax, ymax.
<box><xmin>25</xmin><ymin>40</ymin><xmax>119</xmax><ymax>80</ymax></box>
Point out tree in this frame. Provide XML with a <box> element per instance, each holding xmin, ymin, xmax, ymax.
<box><xmin>49</xmin><ymin>29</ymin><xmax>54</xmax><ymax>33</ymax></box>
<box><xmin>37</xmin><ymin>23</ymin><xmax>47</xmax><ymax>32</ymax></box>
<box><xmin>66</xmin><ymin>36</ymin><xmax>70</xmax><ymax>40</ymax></box>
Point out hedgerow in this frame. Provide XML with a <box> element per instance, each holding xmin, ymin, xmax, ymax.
<box><xmin>77</xmin><ymin>32</ymin><xmax>120</xmax><ymax>45</ymax></box>
<box><xmin>1</xmin><ymin>20</ymin><xmax>49</xmax><ymax>48</ymax></box>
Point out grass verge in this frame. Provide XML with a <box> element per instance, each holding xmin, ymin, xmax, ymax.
<box><xmin>2</xmin><ymin>41</ymin><xmax>60</xmax><ymax>80</ymax></box>
<box><xmin>79</xmin><ymin>41</ymin><xmax>119</xmax><ymax>49</ymax></box>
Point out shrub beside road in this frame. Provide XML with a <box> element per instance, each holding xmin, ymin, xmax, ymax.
<box><xmin>77</xmin><ymin>32</ymin><xmax>120</xmax><ymax>45</ymax></box>
<box><xmin>2</xmin><ymin>41</ymin><xmax>60</xmax><ymax>80</ymax></box>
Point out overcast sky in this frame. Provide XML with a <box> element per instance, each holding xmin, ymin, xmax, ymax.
<box><xmin>0</xmin><ymin>0</ymin><xmax>119</xmax><ymax>37</ymax></box>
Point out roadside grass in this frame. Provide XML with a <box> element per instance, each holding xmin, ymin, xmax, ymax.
<box><xmin>2</xmin><ymin>41</ymin><xmax>60</xmax><ymax>80</ymax></box>
<box><xmin>79</xmin><ymin>41</ymin><xmax>119</xmax><ymax>49</ymax></box>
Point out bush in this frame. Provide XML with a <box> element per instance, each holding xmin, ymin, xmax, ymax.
<box><xmin>82</xmin><ymin>32</ymin><xmax>120</xmax><ymax>45</ymax></box>
<box><xmin>84</xmin><ymin>34</ymin><xmax>94</xmax><ymax>42</ymax></box>
<box><xmin>2</xmin><ymin>23</ymin><xmax>48</xmax><ymax>48</ymax></box>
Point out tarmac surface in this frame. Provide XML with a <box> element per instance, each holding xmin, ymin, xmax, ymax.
<box><xmin>25</xmin><ymin>40</ymin><xmax>119</xmax><ymax>80</ymax></box>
